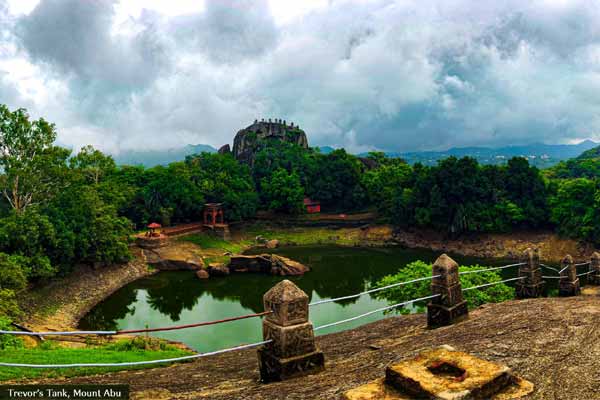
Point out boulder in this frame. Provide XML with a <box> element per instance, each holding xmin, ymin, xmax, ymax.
<box><xmin>143</xmin><ymin>242</ymin><xmax>204</xmax><ymax>271</ymax></box>
<box><xmin>229</xmin><ymin>255</ymin><xmax>271</xmax><ymax>273</ymax></box>
<box><xmin>196</xmin><ymin>269</ymin><xmax>209</xmax><ymax>279</ymax></box>
<box><xmin>227</xmin><ymin>254</ymin><xmax>309</xmax><ymax>276</ymax></box>
<box><xmin>266</xmin><ymin>239</ymin><xmax>280</xmax><ymax>249</ymax></box>
<box><xmin>270</xmin><ymin>255</ymin><xmax>309</xmax><ymax>276</ymax></box>
<box><xmin>208</xmin><ymin>263</ymin><xmax>230</xmax><ymax>276</ymax></box>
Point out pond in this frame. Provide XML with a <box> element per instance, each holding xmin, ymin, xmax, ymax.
<box><xmin>79</xmin><ymin>245</ymin><xmax>517</xmax><ymax>352</ymax></box>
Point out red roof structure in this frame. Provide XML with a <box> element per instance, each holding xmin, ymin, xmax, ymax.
<box><xmin>147</xmin><ymin>222</ymin><xmax>162</xmax><ymax>229</ymax></box>
<box><xmin>303</xmin><ymin>197</ymin><xmax>321</xmax><ymax>214</ymax></box>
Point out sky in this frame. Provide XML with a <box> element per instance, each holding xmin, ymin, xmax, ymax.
<box><xmin>1</xmin><ymin>0</ymin><xmax>600</xmax><ymax>154</ymax></box>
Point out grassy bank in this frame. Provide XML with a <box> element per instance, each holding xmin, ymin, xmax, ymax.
<box><xmin>178</xmin><ymin>223</ymin><xmax>393</xmax><ymax>265</ymax></box>
<box><xmin>0</xmin><ymin>338</ymin><xmax>193</xmax><ymax>382</ymax></box>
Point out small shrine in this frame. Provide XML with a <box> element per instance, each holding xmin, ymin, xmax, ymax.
<box><xmin>146</xmin><ymin>222</ymin><xmax>162</xmax><ymax>237</ymax></box>
<box><xmin>203</xmin><ymin>203</ymin><xmax>225</xmax><ymax>227</ymax></box>
<box><xmin>203</xmin><ymin>203</ymin><xmax>230</xmax><ymax>240</ymax></box>
<box><xmin>136</xmin><ymin>222</ymin><xmax>169</xmax><ymax>249</ymax></box>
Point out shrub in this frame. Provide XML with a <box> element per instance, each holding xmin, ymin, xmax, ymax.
<box><xmin>0</xmin><ymin>316</ymin><xmax>23</xmax><ymax>350</ymax></box>
<box><xmin>373</xmin><ymin>260</ymin><xmax>515</xmax><ymax>314</ymax></box>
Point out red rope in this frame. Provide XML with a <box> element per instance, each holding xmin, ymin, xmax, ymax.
<box><xmin>116</xmin><ymin>311</ymin><xmax>272</xmax><ymax>335</ymax></box>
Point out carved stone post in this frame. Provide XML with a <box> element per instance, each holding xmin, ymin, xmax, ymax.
<box><xmin>427</xmin><ymin>254</ymin><xmax>468</xmax><ymax>328</ymax></box>
<box><xmin>589</xmin><ymin>252</ymin><xmax>600</xmax><ymax>285</ymax></box>
<box><xmin>257</xmin><ymin>280</ymin><xmax>324</xmax><ymax>383</ymax></box>
<box><xmin>559</xmin><ymin>255</ymin><xmax>580</xmax><ymax>297</ymax></box>
<box><xmin>516</xmin><ymin>247</ymin><xmax>544</xmax><ymax>299</ymax></box>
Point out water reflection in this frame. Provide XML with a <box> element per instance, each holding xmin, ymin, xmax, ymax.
<box><xmin>80</xmin><ymin>245</ymin><xmax>507</xmax><ymax>350</ymax></box>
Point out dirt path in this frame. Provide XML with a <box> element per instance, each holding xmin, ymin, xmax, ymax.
<box><xmin>19</xmin><ymin>248</ymin><xmax>156</xmax><ymax>332</ymax></box>
<box><xmin>30</xmin><ymin>295</ymin><xmax>600</xmax><ymax>400</ymax></box>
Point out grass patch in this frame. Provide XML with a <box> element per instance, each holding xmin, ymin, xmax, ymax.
<box><xmin>180</xmin><ymin>234</ymin><xmax>250</xmax><ymax>254</ymax></box>
<box><xmin>0</xmin><ymin>338</ymin><xmax>193</xmax><ymax>382</ymax></box>
<box><xmin>242</xmin><ymin>223</ymin><xmax>358</xmax><ymax>246</ymax></box>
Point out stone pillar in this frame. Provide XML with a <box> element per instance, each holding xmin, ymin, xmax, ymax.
<box><xmin>427</xmin><ymin>254</ymin><xmax>468</xmax><ymax>329</ymax></box>
<box><xmin>559</xmin><ymin>255</ymin><xmax>580</xmax><ymax>297</ymax></box>
<box><xmin>516</xmin><ymin>247</ymin><xmax>544</xmax><ymax>299</ymax></box>
<box><xmin>257</xmin><ymin>280</ymin><xmax>324</xmax><ymax>383</ymax></box>
<box><xmin>589</xmin><ymin>252</ymin><xmax>600</xmax><ymax>285</ymax></box>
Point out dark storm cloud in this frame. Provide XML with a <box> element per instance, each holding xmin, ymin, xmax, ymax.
<box><xmin>17</xmin><ymin>0</ymin><xmax>167</xmax><ymax>91</ymax></box>
<box><xmin>170</xmin><ymin>0</ymin><xmax>278</xmax><ymax>64</ymax></box>
<box><xmin>4</xmin><ymin>0</ymin><xmax>600</xmax><ymax>153</ymax></box>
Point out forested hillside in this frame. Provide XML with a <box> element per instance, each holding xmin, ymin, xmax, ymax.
<box><xmin>0</xmin><ymin>104</ymin><xmax>599</xmax><ymax>322</ymax></box>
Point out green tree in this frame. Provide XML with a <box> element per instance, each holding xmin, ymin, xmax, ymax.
<box><xmin>0</xmin><ymin>209</ymin><xmax>57</xmax><ymax>279</ymax></box>
<box><xmin>504</xmin><ymin>157</ymin><xmax>548</xmax><ymax>227</ymax></box>
<box><xmin>45</xmin><ymin>185</ymin><xmax>132</xmax><ymax>268</ymax></box>
<box><xmin>0</xmin><ymin>105</ymin><xmax>70</xmax><ymax>212</ymax></box>
<box><xmin>549</xmin><ymin>178</ymin><xmax>600</xmax><ymax>242</ymax></box>
<box><xmin>70</xmin><ymin>145</ymin><xmax>116</xmax><ymax>185</ymax></box>
<box><xmin>261</xmin><ymin>168</ymin><xmax>305</xmax><ymax>214</ymax></box>
<box><xmin>186</xmin><ymin>153</ymin><xmax>258</xmax><ymax>221</ymax></box>
<box><xmin>0</xmin><ymin>252</ymin><xmax>32</xmax><ymax>321</ymax></box>
<box><xmin>363</xmin><ymin>157</ymin><xmax>412</xmax><ymax>218</ymax></box>
<box><xmin>310</xmin><ymin>149</ymin><xmax>366</xmax><ymax>211</ymax></box>
<box><xmin>373</xmin><ymin>261</ymin><xmax>515</xmax><ymax>313</ymax></box>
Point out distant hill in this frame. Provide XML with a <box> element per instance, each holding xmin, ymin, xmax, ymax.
<box><xmin>110</xmin><ymin>140</ymin><xmax>598</xmax><ymax>169</ymax></box>
<box><xmin>316</xmin><ymin>146</ymin><xmax>336</xmax><ymax>154</ymax></box>
<box><xmin>113</xmin><ymin>144</ymin><xmax>217</xmax><ymax>167</ymax></box>
<box><xmin>374</xmin><ymin>140</ymin><xmax>598</xmax><ymax>168</ymax></box>
<box><xmin>576</xmin><ymin>144</ymin><xmax>600</xmax><ymax>160</ymax></box>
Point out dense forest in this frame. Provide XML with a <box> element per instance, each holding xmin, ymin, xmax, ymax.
<box><xmin>1</xmin><ymin>105</ymin><xmax>600</xmax><ymax>320</ymax></box>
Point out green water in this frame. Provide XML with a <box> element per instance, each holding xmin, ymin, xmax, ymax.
<box><xmin>79</xmin><ymin>246</ymin><xmax>514</xmax><ymax>352</ymax></box>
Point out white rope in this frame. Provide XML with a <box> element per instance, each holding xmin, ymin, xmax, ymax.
<box><xmin>541</xmin><ymin>264</ymin><xmax>559</xmax><ymax>273</ymax></box>
<box><xmin>310</xmin><ymin>262</ymin><xmax>525</xmax><ymax>307</ymax></box>
<box><xmin>458</xmin><ymin>263</ymin><xmax>525</xmax><ymax>275</ymax></box>
<box><xmin>309</xmin><ymin>275</ymin><xmax>441</xmax><ymax>306</ymax></box>
<box><xmin>542</xmin><ymin>275</ymin><xmax>560</xmax><ymax>279</ymax></box>
<box><xmin>577</xmin><ymin>270</ymin><xmax>595</xmax><ymax>277</ymax></box>
<box><xmin>0</xmin><ymin>330</ymin><xmax>116</xmax><ymax>336</ymax></box>
<box><xmin>462</xmin><ymin>277</ymin><xmax>525</xmax><ymax>292</ymax></box>
<box><xmin>0</xmin><ymin>340</ymin><xmax>272</xmax><ymax>369</ymax></box>
<box><xmin>559</xmin><ymin>265</ymin><xmax>570</xmax><ymax>274</ymax></box>
<box><xmin>314</xmin><ymin>294</ymin><xmax>440</xmax><ymax>332</ymax></box>
<box><xmin>575</xmin><ymin>261</ymin><xmax>591</xmax><ymax>267</ymax></box>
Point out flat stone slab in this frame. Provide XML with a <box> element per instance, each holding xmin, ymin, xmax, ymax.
<box><xmin>343</xmin><ymin>377</ymin><xmax>533</xmax><ymax>400</ymax></box>
<box><xmin>344</xmin><ymin>346</ymin><xmax>533</xmax><ymax>400</ymax></box>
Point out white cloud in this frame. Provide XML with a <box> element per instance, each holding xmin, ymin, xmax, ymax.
<box><xmin>3</xmin><ymin>0</ymin><xmax>600</xmax><ymax>154</ymax></box>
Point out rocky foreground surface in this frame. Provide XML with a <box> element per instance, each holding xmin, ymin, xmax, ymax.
<box><xmin>37</xmin><ymin>294</ymin><xmax>600</xmax><ymax>400</ymax></box>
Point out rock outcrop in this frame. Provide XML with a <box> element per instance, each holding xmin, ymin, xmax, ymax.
<box><xmin>218</xmin><ymin>144</ymin><xmax>231</xmax><ymax>154</ymax></box>
<box><xmin>232</xmin><ymin>119</ymin><xmax>309</xmax><ymax>165</ymax></box>
<box><xmin>142</xmin><ymin>242</ymin><xmax>204</xmax><ymax>271</ymax></box>
<box><xmin>207</xmin><ymin>263</ymin><xmax>230</xmax><ymax>276</ymax></box>
<box><xmin>227</xmin><ymin>254</ymin><xmax>309</xmax><ymax>276</ymax></box>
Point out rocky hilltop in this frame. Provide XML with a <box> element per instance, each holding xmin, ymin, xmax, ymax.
<box><xmin>231</xmin><ymin>119</ymin><xmax>309</xmax><ymax>165</ymax></box>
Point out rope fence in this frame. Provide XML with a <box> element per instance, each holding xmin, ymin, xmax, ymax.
<box><xmin>540</xmin><ymin>263</ymin><xmax>559</xmax><ymax>273</ymax></box>
<box><xmin>0</xmin><ymin>340</ymin><xmax>272</xmax><ymax>369</ymax></box>
<box><xmin>462</xmin><ymin>276</ymin><xmax>525</xmax><ymax>292</ymax></box>
<box><xmin>2</xmin><ymin>254</ymin><xmax>596</xmax><ymax>372</ymax></box>
<box><xmin>314</xmin><ymin>294</ymin><xmax>441</xmax><ymax>332</ymax></box>
<box><xmin>309</xmin><ymin>275</ymin><xmax>441</xmax><ymax>306</ymax></box>
<box><xmin>458</xmin><ymin>262</ymin><xmax>525</xmax><ymax>275</ymax></box>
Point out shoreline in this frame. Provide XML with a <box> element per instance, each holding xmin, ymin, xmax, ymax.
<box><xmin>18</xmin><ymin>224</ymin><xmax>595</xmax><ymax>334</ymax></box>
